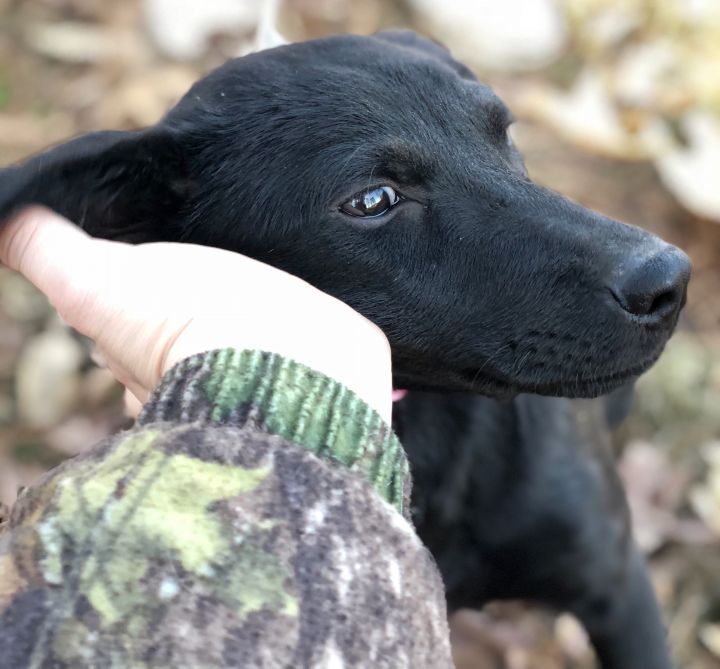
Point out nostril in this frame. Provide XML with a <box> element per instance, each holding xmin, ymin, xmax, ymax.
<box><xmin>609</xmin><ymin>246</ymin><xmax>691</xmax><ymax>322</ymax></box>
<box><xmin>612</xmin><ymin>285</ymin><xmax>679</xmax><ymax>317</ymax></box>
<box><xmin>648</xmin><ymin>288</ymin><xmax>678</xmax><ymax>316</ymax></box>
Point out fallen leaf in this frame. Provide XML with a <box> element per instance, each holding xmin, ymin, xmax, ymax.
<box><xmin>410</xmin><ymin>0</ymin><xmax>566</xmax><ymax>71</ymax></box>
<box><xmin>143</xmin><ymin>0</ymin><xmax>262</xmax><ymax>59</ymax></box>
<box><xmin>24</xmin><ymin>22</ymin><xmax>142</xmax><ymax>64</ymax></box>
<box><xmin>690</xmin><ymin>442</ymin><xmax>720</xmax><ymax>536</ymax></box>
<box><xmin>657</xmin><ymin>112</ymin><xmax>720</xmax><ymax>223</ymax></box>
<box><xmin>699</xmin><ymin>622</ymin><xmax>720</xmax><ymax>658</ymax></box>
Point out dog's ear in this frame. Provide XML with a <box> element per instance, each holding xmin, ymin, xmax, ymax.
<box><xmin>374</xmin><ymin>30</ymin><xmax>477</xmax><ymax>80</ymax></box>
<box><xmin>0</xmin><ymin>127</ymin><xmax>191</xmax><ymax>242</ymax></box>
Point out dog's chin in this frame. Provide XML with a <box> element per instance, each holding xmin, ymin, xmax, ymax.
<box><xmin>459</xmin><ymin>349</ymin><xmax>664</xmax><ymax>399</ymax></box>
<box><xmin>393</xmin><ymin>337</ymin><xmax>669</xmax><ymax>398</ymax></box>
<box><xmin>394</xmin><ymin>366</ymin><xmax>643</xmax><ymax>399</ymax></box>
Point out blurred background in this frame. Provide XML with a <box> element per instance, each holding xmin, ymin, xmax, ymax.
<box><xmin>0</xmin><ymin>0</ymin><xmax>719</xmax><ymax>666</ymax></box>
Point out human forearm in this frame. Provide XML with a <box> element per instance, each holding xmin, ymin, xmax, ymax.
<box><xmin>0</xmin><ymin>349</ymin><xmax>452</xmax><ymax>669</ymax></box>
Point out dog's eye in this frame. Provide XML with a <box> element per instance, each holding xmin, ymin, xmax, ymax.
<box><xmin>340</xmin><ymin>186</ymin><xmax>401</xmax><ymax>218</ymax></box>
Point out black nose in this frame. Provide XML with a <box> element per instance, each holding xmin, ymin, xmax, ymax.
<box><xmin>610</xmin><ymin>246</ymin><xmax>691</xmax><ymax>322</ymax></box>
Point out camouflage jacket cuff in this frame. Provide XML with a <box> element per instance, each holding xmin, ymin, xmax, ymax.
<box><xmin>138</xmin><ymin>349</ymin><xmax>410</xmax><ymax>515</ymax></box>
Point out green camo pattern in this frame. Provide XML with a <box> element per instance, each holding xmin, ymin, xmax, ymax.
<box><xmin>141</xmin><ymin>349</ymin><xmax>409</xmax><ymax>514</ymax></box>
<box><xmin>0</xmin><ymin>350</ymin><xmax>453</xmax><ymax>669</ymax></box>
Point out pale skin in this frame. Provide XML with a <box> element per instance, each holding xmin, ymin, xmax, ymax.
<box><xmin>0</xmin><ymin>207</ymin><xmax>393</xmax><ymax>423</ymax></box>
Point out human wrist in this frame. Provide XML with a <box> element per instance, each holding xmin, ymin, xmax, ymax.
<box><xmin>161</xmin><ymin>309</ymin><xmax>393</xmax><ymax>423</ymax></box>
<box><xmin>141</xmin><ymin>348</ymin><xmax>408</xmax><ymax>513</ymax></box>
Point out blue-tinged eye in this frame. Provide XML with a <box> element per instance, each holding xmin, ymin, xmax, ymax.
<box><xmin>340</xmin><ymin>186</ymin><xmax>401</xmax><ymax>218</ymax></box>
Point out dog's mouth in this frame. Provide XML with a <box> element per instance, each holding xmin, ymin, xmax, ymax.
<box><xmin>461</xmin><ymin>349</ymin><xmax>664</xmax><ymax>399</ymax></box>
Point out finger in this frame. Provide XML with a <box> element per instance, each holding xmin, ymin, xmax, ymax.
<box><xmin>0</xmin><ymin>207</ymin><xmax>96</xmax><ymax>306</ymax></box>
<box><xmin>90</xmin><ymin>346</ymin><xmax>108</xmax><ymax>368</ymax></box>
<box><xmin>123</xmin><ymin>389</ymin><xmax>143</xmax><ymax>419</ymax></box>
<box><xmin>0</xmin><ymin>207</ymin><xmax>136</xmax><ymax>334</ymax></box>
<box><xmin>103</xmin><ymin>357</ymin><xmax>149</xmax><ymax>405</ymax></box>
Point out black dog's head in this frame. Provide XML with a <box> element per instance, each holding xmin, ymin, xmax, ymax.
<box><xmin>0</xmin><ymin>31</ymin><xmax>690</xmax><ymax>398</ymax></box>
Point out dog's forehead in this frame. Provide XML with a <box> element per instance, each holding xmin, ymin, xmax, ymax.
<box><xmin>190</xmin><ymin>35</ymin><xmax>502</xmax><ymax>117</ymax></box>
<box><xmin>268</xmin><ymin>34</ymin><xmax>495</xmax><ymax>101</ymax></box>
<box><xmin>167</xmin><ymin>33</ymin><xmax>512</xmax><ymax>186</ymax></box>
<box><xmin>186</xmin><ymin>34</ymin><xmax>505</xmax><ymax>133</ymax></box>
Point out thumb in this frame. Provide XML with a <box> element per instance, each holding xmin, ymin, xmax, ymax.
<box><xmin>0</xmin><ymin>207</ymin><xmax>152</xmax><ymax>390</ymax></box>
<box><xmin>0</xmin><ymin>207</ymin><xmax>114</xmax><ymax>325</ymax></box>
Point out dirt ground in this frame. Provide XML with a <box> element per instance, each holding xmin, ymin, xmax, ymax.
<box><xmin>1</xmin><ymin>1</ymin><xmax>719</xmax><ymax>667</ymax></box>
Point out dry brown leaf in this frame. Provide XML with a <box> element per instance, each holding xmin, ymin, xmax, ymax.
<box><xmin>15</xmin><ymin>328</ymin><xmax>85</xmax><ymax>429</ymax></box>
<box><xmin>554</xmin><ymin>614</ymin><xmax>592</xmax><ymax>662</ymax></box>
<box><xmin>411</xmin><ymin>0</ymin><xmax>566</xmax><ymax>71</ymax></box>
<box><xmin>690</xmin><ymin>442</ymin><xmax>720</xmax><ymax>536</ymax></box>
<box><xmin>619</xmin><ymin>440</ymin><xmax>688</xmax><ymax>552</ymax></box>
<box><xmin>144</xmin><ymin>0</ymin><xmax>262</xmax><ymax>59</ymax></box>
<box><xmin>657</xmin><ymin>112</ymin><xmax>720</xmax><ymax>222</ymax></box>
<box><xmin>699</xmin><ymin>623</ymin><xmax>720</xmax><ymax>659</ymax></box>
<box><xmin>94</xmin><ymin>66</ymin><xmax>197</xmax><ymax>127</ymax></box>
<box><xmin>24</xmin><ymin>22</ymin><xmax>143</xmax><ymax>64</ymax></box>
<box><xmin>0</xmin><ymin>113</ymin><xmax>76</xmax><ymax>151</ymax></box>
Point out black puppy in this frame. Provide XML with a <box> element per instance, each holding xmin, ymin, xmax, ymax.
<box><xmin>396</xmin><ymin>387</ymin><xmax>672</xmax><ymax>669</ymax></box>
<box><xmin>0</xmin><ymin>31</ymin><xmax>689</xmax><ymax>668</ymax></box>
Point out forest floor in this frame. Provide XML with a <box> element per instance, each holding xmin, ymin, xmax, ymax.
<box><xmin>1</xmin><ymin>1</ymin><xmax>719</xmax><ymax>667</ymax></box>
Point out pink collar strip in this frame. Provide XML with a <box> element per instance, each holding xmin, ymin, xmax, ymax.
<box><xmin>392</xmin><ymin>389</ymin><xmax>408</xmax><ymax>402</ymax></box>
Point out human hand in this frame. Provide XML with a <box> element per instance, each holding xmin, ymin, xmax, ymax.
<box><xmin>0</xmin><ymin>208</ymin><xmax>393</xmax><ymax>422</ymax></box>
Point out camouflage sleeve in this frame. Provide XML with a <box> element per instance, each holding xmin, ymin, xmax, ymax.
<box><xmin>0</xmin><ymin>348</ymin><xmax>452</xmax><ymax>669</ymax></box>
